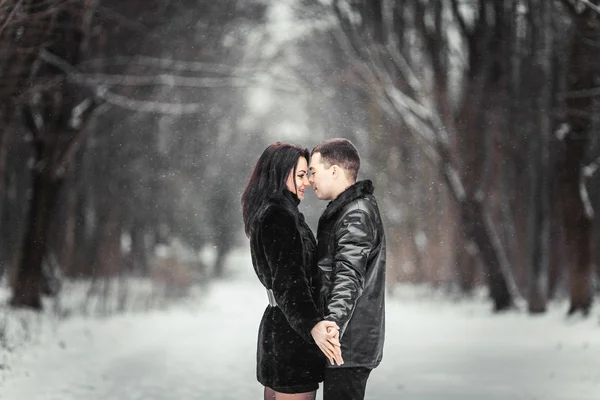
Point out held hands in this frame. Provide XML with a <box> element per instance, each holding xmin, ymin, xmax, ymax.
<box><xmin>310</xmin><ymin>321</ymin><xmax>344</xmax><ymax>366</ymax></box>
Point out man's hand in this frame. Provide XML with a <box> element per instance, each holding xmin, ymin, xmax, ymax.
<box><xmin>311</xmin><ymin>320</ymin><xmax>344</xmax><ymax>366</ymax></box>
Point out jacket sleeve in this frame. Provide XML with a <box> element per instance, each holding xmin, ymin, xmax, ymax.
<box><xmin>324</xmin><ymin>209</ymin><xmax>375</xmax><ymax>337</ymax></box>
<box><xmin>261</xmin><ymin>208</ymin><xmax>323</xmax><ymax>342</ymax></box>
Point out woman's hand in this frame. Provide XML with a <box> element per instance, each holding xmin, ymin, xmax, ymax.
<box><xmin>311</xmin><ymin>321</ymin><xmax>344</xmax><ymax>366</ymax></box>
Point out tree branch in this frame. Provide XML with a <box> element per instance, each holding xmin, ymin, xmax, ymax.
<box><xmin>42</xmin><ymin>49</ymin><xmax>299</xmax><ymax>91</ymax></box>
<box><xmin>0</xmin><ymin>0</ymin><xmax>24</xmax><ymax>37</ymax></box>
<box><xmin>559</xmin><ymin>86</ymin><xmax>600</xmax><ymax>99</ymax></box>
<box><xmin>52</xmin><ymin>101</ymin><xmax>109</xmax><ymax>179</ymax></box>
<box><xmin>580</xmin><ymin>0</ymin><xmax>600</xmax><ymax>15</ymax></box>
<box><xmin>79</xmin><ymin>55</ymin><xmax>254</xmax><ymax>76</ymax></box>
<box><xmin>95</xmin><ymin>88</ymin><xmax>206</xmax><ymax>114</ymax></box>
<box><xmin>450</xmin><ymin>0</ymin><xmax>471</xmax><ymax>39</ymax></box>
<box><xmin>96</xmin><ymin>4</ymin><xmax>150</xmax><ymax>34</ymax></box>
<box><xmin>583</xmin><ymin>155</ymin><xmax>600</xmax><ymax>177</ymax></box>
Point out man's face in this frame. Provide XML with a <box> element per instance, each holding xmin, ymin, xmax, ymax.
<box><xmin>309</xmin><ymin>152</ymin><xmax>335</xmax><ymax>200</ymax></box>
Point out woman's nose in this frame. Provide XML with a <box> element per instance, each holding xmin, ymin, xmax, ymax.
<box><xmin>302</xmin><ymin>176</ymin><xmax>310</xmax><ymax>186</ymax></box>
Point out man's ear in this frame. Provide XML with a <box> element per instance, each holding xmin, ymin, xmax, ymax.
<box><xmin>331</xmin><ymin>165</ymin><xmax>339</xmax><ymax>179</ymax></box>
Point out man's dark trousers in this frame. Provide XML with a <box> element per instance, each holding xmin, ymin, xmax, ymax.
<box><xmin>323</xmin><ymin>367</ymin><xmax>372</xmax><ymax>400</ymax></box>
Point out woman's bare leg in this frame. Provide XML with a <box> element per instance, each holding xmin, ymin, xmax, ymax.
<box><xmin>264</xmin><ymin>387</ymin><xmax>316</xmax><ymax>400</ymax></box>
<box><xmin>264</xmin><ymin>387</ymin><xmax>276</xmax><ymax>400</ymax></box>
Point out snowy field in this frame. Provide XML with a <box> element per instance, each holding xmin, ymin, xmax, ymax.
<box><xmin>1</xmin><ymin>249</ymin><xmax>599</xmax><ymax>400</ymax></box>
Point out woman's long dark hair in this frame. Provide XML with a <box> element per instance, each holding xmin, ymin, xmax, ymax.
<box><xmin>241</xmin><ymin>142</ymin><xmax>309</xmax><ymax>237</ymax></box>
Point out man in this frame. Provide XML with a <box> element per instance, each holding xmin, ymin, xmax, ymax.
<box><xmin>309</xmin><ymin>138</ymin><xmax>386</xmax><ymax>400</ymax></box>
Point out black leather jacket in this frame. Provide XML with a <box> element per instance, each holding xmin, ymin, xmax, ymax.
<box><xmin>316</xmin><ymin>180</ymin><xmax>386</xmax><ymax>369</ymax></box>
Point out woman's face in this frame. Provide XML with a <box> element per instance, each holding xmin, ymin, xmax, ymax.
<box><xmin>286</xmin><ymin>156</ymin><xmax>310</xmax><ymax>200</ymax></box>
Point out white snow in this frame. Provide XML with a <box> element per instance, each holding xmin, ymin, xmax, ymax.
<box><xmin>1</xmin><ymin>248</ymin><xmax>599</xmax><ymax>400</ymax></box>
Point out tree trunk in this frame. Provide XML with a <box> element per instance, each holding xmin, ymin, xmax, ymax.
<box><xmin>95</xmin><ymin>205</ymin><xmax>123</xmax><ymax>278</ymax></box>
<box><xmin>213</xmin><ymin>226</ymin><xmax>234</xmax><ymax>278</ymax></box>
<box><xmin>562</xmin><ymin>134</ymin><xmax>593</xmax><ymax>316</ymax></box>
<box><xmin>528</xmin><ymin>0</ymin><xmax>553</xmax><ymax>314</ymax></box>
<box><xmin>528</xmin><ymin>137</ymin><xmax>551</xmax><ymax>313</ymax></box>
<box><xmin>461</xmin><ymin>198</ymin><xmax>514</xmax><ymax>311</ymax></box>
<box><xmin>547</xmin><ymin>206</ymin><xmax>566</xmax><ymax>299</ymax></box>
<box><xmin>440</xmin><ymin>140</ymin><xmax>515</xmax><ymax>310</ymax></box>
<box><xmin>0</xmin><ymin>114</ymin><xmax>9</xmax><ymax>196</ymax></box>
<box><xmin>452</xmin><ymin>90</ymin><xmax>515</xmax><ymax>310</ymax></box>
<box><xmin>561</xmin><ymin>8</ymin><xmax>598</xmax><ymax>316</ymax></box>
<box><xmin>447</xmin><ymin>0</ymin><xmax>516</xmax><ymax>309</ymax></box>
<box><xmin>0</xmin><ymin>111</ymin><xmax>12</xmax><ymax>276</ymax></box>
<box><xmin>72</xmin><ymin>181</ymin><xmax>93</xmax><ymax>278</ymax></box>
<box><xmin>60</xmin><ymin>182</ymin><xmax>79</xmax><ymax>277</ymax></box>
<box><xmin>213</xmin><ymin>249</ymin><xmax>226</xmax><ymax>279</ymax></box>
<box><xmin>454</xmin><ymin>236</ymin><xmax>478</xmax><ymax>293</ymax></box>
<box><xmin>130</xmin><ymin>220</ymin><xmax>149</xmax><ymax>274</ymax></box>
<box><xmin>10</xmin><ymin>158</ymin><xmax>60</xmax><ymax>309</ymax></box>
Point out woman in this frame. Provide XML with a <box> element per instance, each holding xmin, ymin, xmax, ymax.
<box><xmin>241</xmin><ymin>142</ymin><xmax>341</xmax><ymax>400</ymax></box>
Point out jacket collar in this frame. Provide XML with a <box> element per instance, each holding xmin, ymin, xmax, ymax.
<box><xmin>320</xmin><ymin>180</ymin><xmax>374</xmax><ymax>222</ymax></box>
<box><xmin>282</xmin><ymin>189</ymin><xmax>301</xmax><ymax>207</ymax></box>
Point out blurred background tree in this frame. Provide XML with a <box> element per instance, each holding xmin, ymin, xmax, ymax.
<box><xmin>0</xmin><ymin>0</ymin><xmax>598</xmax><ymax>317</ymax></box>
<box><xmin>330</xmin><ymin>0</ymin><xmax>600</xmax><ymax>314</ymax></box>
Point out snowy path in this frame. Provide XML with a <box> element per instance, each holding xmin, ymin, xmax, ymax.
<box><xmin>2</xmin><ymin>253</ymin><xmax>600</xmax><ymax>400</ymax></box>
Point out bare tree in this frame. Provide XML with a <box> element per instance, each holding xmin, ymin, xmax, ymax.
<box><xmin>10</xmin><ymin>2</ymin><xmax>100</xmax><ymax>309</ymax></box>
<box><xmin>331</xmin><ymin>0</ymin><xmax>519</xmax><ymax>310</ymax></box>
<box><xmin>528</xmin><ymin>0</ymin><xmax>554</xmax><ymax>313</ymax></box>
<box><xmin>558</xmin><ymin>0</ymin><xmax>600</xmax><ymax>316</ymax></box>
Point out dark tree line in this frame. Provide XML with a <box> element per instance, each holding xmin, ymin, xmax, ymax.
<box><xmin>330</xmin><ymin>0</ymin><xmax>600</xmax><ymax>314</ymax></box>
<box><xmin>1</xmin><ymin>0</ymin><xmax>598</xmax><ymax>317</ymax></box>
<box><xmin>0</xmin><ymin>0</ymin><xmax>265</xmax><ymax>310</ymax></box>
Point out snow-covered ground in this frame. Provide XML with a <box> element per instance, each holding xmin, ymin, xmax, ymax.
<box><xmin>1</xmin><ymin>248</ymin><xmax>599</xmax><ymax>400</ymax></box>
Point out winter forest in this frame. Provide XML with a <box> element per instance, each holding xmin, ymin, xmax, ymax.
<box><xmin>1</xmin><ymin>1</ymin><xmax>600</xmax><ymax>399</ymax></box>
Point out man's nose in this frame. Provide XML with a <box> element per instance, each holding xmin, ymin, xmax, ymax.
<box><xmin>308</xmin><ymin>175</ymin><xmax>314</xmax><ymax>184</ymax></box>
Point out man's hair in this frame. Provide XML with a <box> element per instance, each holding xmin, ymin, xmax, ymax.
<box><xmin>311</xmin><ymin>138</ymin><xmax>360</xmax><ymax>181</ymax></box>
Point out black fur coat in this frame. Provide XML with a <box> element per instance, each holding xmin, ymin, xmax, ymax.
<box><xmin>250</xmin><ymin>191</ymin><xmax>325</xmax><ymax>391</ymax></box>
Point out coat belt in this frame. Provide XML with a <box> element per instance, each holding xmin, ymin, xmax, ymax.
<box><xmin>266</xmin><ymin>288</ymin><xmax>278</xmax><ymax>307</ymax></box>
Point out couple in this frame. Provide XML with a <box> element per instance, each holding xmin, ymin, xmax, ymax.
<box><xmin>241</xmin><ymin>138</ymin><xmax>386</xmax><ymax>400</ymax></box>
